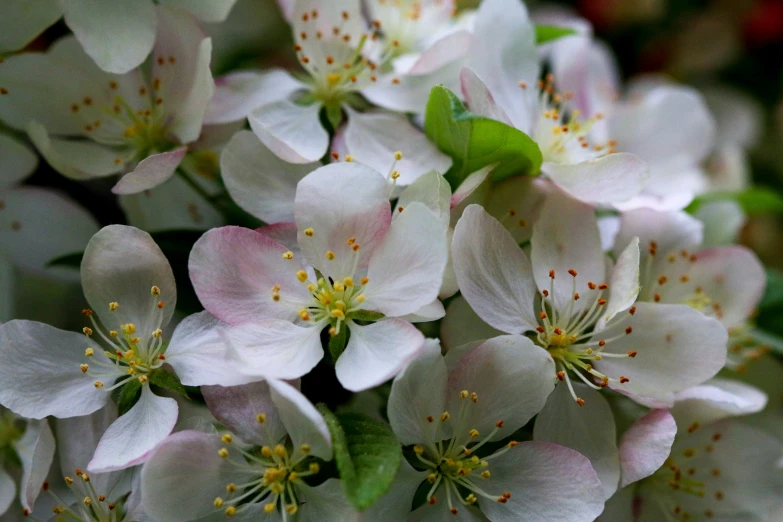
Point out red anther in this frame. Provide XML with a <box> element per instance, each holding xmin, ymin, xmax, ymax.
<box><xmin>539</xmin><ymin>311</ymin><xmax>547</xmax><ymax>319</ymax></box>
<box><xmin>496</xmin><ymin>420</ymin><xmax>504</xmax><ymax>428</ymax></box>
<box><xmin>598</xmin><ymin>340</ymin><xmax>606</xmax><ymax>347</ymax></box>
<box><xmin>576</xmin><ymin>398</ymin><xmax>585</xmax><ymax>407</ymax></box>
<box><xmin>450</xmin><ymin>507</ymin><xmax>458</xmax><ymax>514</ymax></box>
<box><xmin>427</xmin><ymin>416</ymin><xmax>434</xmax><ymax>423</ymax></box>
<box><xmin>429</xmin><ymin>496</ymin><xmax>437</xmax><ymax>505</ymax></box>
<box><xmin>549</xmin><ymin>270</ymin><xmax>555</xmax><ymax>279</ymax></box>
<box><xmin>627</xmin><ymin>351</ymin><xmax>637</xmax><ymax>358</ymax></box>
<box><xmin>553</xmin><ymin>328</ymin><xmax>562</xmax><ymax>335</ymax></box>
<box><xmin>331</xmin><ymin>151</ymin><xmax>339</xmax><ymax>160</ymax></box>
<box><xmin>503</xmin><ymin>492</ymin><xmax>511</xmax><ymax>499</ymax></box>
<box><xmin>82</xmin><ymin>309</ymin><xmax>93</xmax><ymax>317</ymax></box>
<box><xmin>619</xmin><ymin>376</ymin><xmax>630</xmax><ymax>384</ymax></box>
<box><xmin>629</xmin><ymin>306</ymin><xmax>636</xmax><ymax>315</ymax></box>
<box><xmin>568</xmin><ymin>269</ymin><xmax>577</xmax><ymax>277</ymax></box>
<box><xmin>556</xmin><ymin>371</ymin><xmax>565</xmax><ymax>381</ymax></box>
<box><xmin>588</xmin><ymin>282</ymin><xmax>596</xmax><ymax>290</ymax></box>
<box><xmin>658</xmin><ymin>276</ymin><xmax>668</xmax><ymax>285</ymax></box>
<box><xmin>536</xmin><ymin>326</ymin><xmax>545</xmax><ymax>333</ymax></box>
<box><xmin>542</xmin><ymin>289</ymin><xmax>549</xmax><ymax>297</ymax></box>
<box><xmin>625</xmin><ymin>326</ymin><xmax>633</xmax><ymax>335</ymax></box>
<box><xmin>159</xmin><ymin>354</ymin><xmax>166</xmax><ymax>360</ymax></box>
<box><xmin>598</xmin><ymin>299</ymin><xmax>607</xmax><ymax>306</ymax></box>
<box><xmin>653</xmin><ymin>293</ymin><xmax>661</xmax><ymax>302</ymax></box>
<box><xmin>598</xmin><ymin>284</ymin><xmax>608</xmax><ymax>290</ymax></box>
<box><xmin>573</xmin><ymin>293</ymin><xmax>580</xmax><ymax>300</ymax></box>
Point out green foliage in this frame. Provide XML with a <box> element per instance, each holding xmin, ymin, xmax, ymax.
<box><xmin>424</xmin><ymin>85</ymin><xmax>542</xmax><ymax>187</ymax></box>
<box><xmin>46</xmin><ymin>252</ymin><xmax>83</xmax><ymax>269</ymax></box>
<box><xmin>328</xmin><ymin>326</ymin><xmax>349</xmax><ymax>362</ymax></box>
<box><xmin>117</xmin><ymin>378</ymin><xmax>142</xmax><ymax>416</ymax></box>
<box><xmin>687</xmin><ymin>187</ymin><xmax>783</xmax><ymax>215</ymax></box>
<box><xmin>351</xmin><ymin>310</ymin><xmax>385</xmax><ymax>322</ymax></box>
<box><xmin>317</xmin><ymin>405</ymin><xmax>402</xmax><ymax>511</ymax></box>
<box><xmin>535</xmin><ymin>25</ymin><xmax>577</xmax><ymax>44</ymax></box>
<box><xmin>148</xmin><ymin>369</ymin><xmax>189</xmax><ymax>398</ymax></box>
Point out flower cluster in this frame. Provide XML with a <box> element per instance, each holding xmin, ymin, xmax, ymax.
<box><xmin>0</xmin><ymin>0</ymin><xmax>782</xmax><ymax>521</ymax></box>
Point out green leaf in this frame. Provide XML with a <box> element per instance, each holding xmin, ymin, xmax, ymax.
<box><xmin>687</xmin><ymin>187</ymin><xmax>783</xmax><ymax>215</ymax></box>
<box><xmin>535</xmin><ymin>25</ymin><xmax>577</xmax><ymax>44</ymax></box>
<box><xmin>324</xmin><ymin>104</ymin><xmax>344</xmax><ymax>130</ymax></box>
<box><xmin>117</xmin><ymin>378</ymin><xmax>142</xmax><ymax>416</ymax></box>
<box><xmin>317</xmin><ymin>406</ymin><xmax>401</xmax><ymax>511</ymax></box>
<box><xmin>351</xmin><ymin>310</ymin><xmax>385</xmax><ymax>322</ymax></box>
<box><xmin>760</xmin><ymin>269</ymin><xmax>783</xmax><ymax>311</ymax></box>
<box><xmin>424</xmin><ymin>85</ymin><xmax>542</xmax><ymax>187</ymax></box>
<box><xmin>328</xmin><ymin>326</ymin><xmax>349</xmax><ymax>362</ymax></box>
<box><xmin>46</xmin><ymin>252</ymin><xmax>83</xmax><ymax>269</ymax></box>
<box><xmin>148</xmin><ymin>369</ymin><xmax>189</xmax><ymax>398</ymax></box>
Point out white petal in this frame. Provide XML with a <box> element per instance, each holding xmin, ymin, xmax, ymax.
<box><xmin>400</xmin><ymin>299</ymin><xmax>446</xmax><ymax>323</ymax></box>
<box><xmin>249</xmin><ymin>100</ymin><xmax>328</xmax><ymax>164</ymax></box>
<box><xmin>396</xmin><ymin>170</ymin><xmax>452</xmax><ymax>230</ymax></box>
<box><xmin>0</xmin><ymin>0</ymin><xmax>62</xmax><ymax>53</ymax></box>
<box><xmin>27</xmin><ymin>122</ymin><xmax>126</xmax><ymax>180</ymax></box>
<box><xmin>544</xmin><ymin>153</ymin><xmax>649</xmax><ymax>205</ymax></box>
<box><xmin>297</xmin><ymin>479</ymin><xmax>360</xmax><ymax>522</ymax></box>
<box><xmin>225</xmin><ymin>320</ymin><xmax>324</xmax><ymax>380</ymax></box>
<box><xmin>0</xmin><ymin>468</ymin><xmax>15</xmax><ymax>516</ymax></box>
<box><xmin>344</xmin><ymin>109</ymin><xmax>451</xmax><ymax>186</ymax></box>
<box><xmin>597</xmin><ymin>486</ymin><xmax>635</xmax><ymax>522</ymax></box>
<box><xmin>388</xmin><ymin>340</ymin><xmax>448</xmax><ymax>445</ymax></box>
<box><xmin>0</xmin><ymin>133</ymin><xmax>37</xmax><ymax>188</ymax></box>
<box><xmin>152</xmin><ymin>7</ymin><xmax>214</xmax><ymax>144</ymax></box>
<box><xmin>534</xmin><ymin>382</ymin><xmax>619</xmax><ymax>500</ymax></box>
<box><xmin>202</xmin><ymin>381</ymin><xmax>288</xmax><ymax>447</ymax></box>
<box><xmin>593</xmin><ymin>303</ymin><xmax>727</xmax><ymax>403</ymax></box>
<box><xmin>469</xmin><ymin>0</ymin><xmax>538</xmax><ymax>130</ymax></box>
<box><xmin>0</xmin><ymin>186</ymin><xmax>98</xmax><ymax>279</ymax></box>
<box><xmin>111</xmin><ymin>147</ymin><xmax>187</xmax><ymax>194</ymax></box>
<box><xmin>268</xmin><ymin>379</ymin><xmax>332</xmax><ymax>460</ymax></box>
<box><xmin>60</xmin><ymin>0</ymin><xmax>157</xmax><ymax>74</ymax></box>
<box><xmin>165</xmin><ymin>311</ymin><xmax>256</xmax><ymax>387</ymax></box>
<box><xmin>161</xmin><ymin>0</ymin><xmax>238</xmax><ymax>22</ymax></box>
<box><xmin>362</xmin><ymin>460</ymin><xmax>428</xmax><ymax>520</ymax></box>
<box><xmin>618</xmin><ymin>409</ymin><xmax>676</xmax><ymax>487</ymax></box>
<box><xmin>221</xmin><ymin>130</ymin><xmax>317</xmax><ymax>223</ymax></box>
<box><xmin>295</xmin><ymin>162</ymin><xmax>391</xmax><ymax>279</ymax></box>
<box><xmin>204</xmin><ymin>70</ymin><xmax>305</xmax><ymax>124</ymax></box>
<box><xmin>363</xmin><ymin>203</ymin><xmax>448</xmax><ymax>317</ymax></box>
<box><xmin>0</xmin><ymin>320</ymin><xmax>109</xmax><ymax>418</ymax></box>
<box><xmin>82</xmin><ymin>225</ymin><xmax>176</xmax><ymax>337</ymax></box>
<box><xmin>439</xmin><ymin>295</ymin><xmax>502</xmax><ymax>351</ymax></box>
<box><xmin>460</xmin><ymin>67</ymin><xmax>512</xmax><ymax>125</ymax></box>
<box><xmin>447</xmin><ymin>336</ymin><xmax>555</xmax><ymax>439</ymax></box>
<box><xmin>530</xmin><ymin>191</ymin><xmax>605</xmax><ymax>316</ymax></box>
<box><xmin>671</xmin><ymin>378</ymin><xmax>768</xmax><ymax>427</ymax></box>
<box><xmin>88</xmin><ymin>386</ymin><xmax>178</xmax><ymax>473</ymax></box>
<box><xmin>452</xmin><ymin>204</ymin><xmax>539</xmax><ymax>334</ymax></box>
<box><xmin>256</xmin><ymin>223</ymin><xmax>299</xmax><ymax>252</ymax></box>
<box><xmin>485</xmin><ymin>176</ymin><xmax>550</xmax><ymax>245</ymax></box>
<box><xmin>336</xmin><ymin>320</ymin><xmax>425</xmax><ymax>392</ymax></box>
<box><xmin>596</xmin><ymin>237</ymin><xmax>640</xmax><ymax>330</ymax></box>
<box><xmin>693</xmin><ymin>200</ymin><xmax>745</xmax><ymax>247</ymax></box>
<box><xmin>614</xmin><ymin>208</ymin><xmax>703</xmax><ymax>261</ymax></box>
<box><xmin>14</xmin><ymin>419</ymin><xmax>55</xmax><ymax>511</ymax></box>
<box><xmin>481</xmin><ymin>441</ymin><xmax>605</xmax><ymax>522</ymax></box>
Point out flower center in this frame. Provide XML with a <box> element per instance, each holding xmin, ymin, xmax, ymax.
<box><xmin>45</xmin><ymin>470</ymin><xmax>122</xmax><ymax>521</ymax></box>
<box><xmin>80</xmin><ymin>286</ymin><xmax>168</xmax><ymax>392</ymax></box>
<box><xmin>213</xmin><ymin>414</ymin><xmax>320</xmax><ymax>517</ymax></box>
<box><xmin>412</xmin><ymin>390</ymin><xmax>514</xmax><ymax>516</ymax></box>
<box><xmin>534</xmin><ymin>269</ymin><xmax>637</xmax><ymax>406</ymax></box>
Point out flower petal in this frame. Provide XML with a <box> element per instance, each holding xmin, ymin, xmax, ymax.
<box><xmin>189</xmin><ymin>226</ymin><xmax>312</xmax><ymax>324</ymax></box>
<box><xmin>596</xmin><ymin>237</ymin><xmax>640</xmax><ymax>331</ymax></box>
<box><xmin>297</xmin><ymin>479</ymin><xmax>360</xmax><ymax>522</ymax></box>
<box><xmin>14</xmin><ymin>419</ymin><xmax>55</xmax><ymax>512</ymax></box>
<box><xmin>452</xmin><ymin>204</ymin><xmax>539</xmax><ymax>334</ymax></box>
<box><xmin>618</xmin><ymin>409</ymin><xmax>676</xmax><ymax>487</ymax></box>
<box><xmin>0</xmin><ymin>468</ymin><xmax>15</xmax><ymax>516</ymax></box>
<box><xmin>225</xmin><ymin>319</ymin><xmax>324</xmax><ymax>380</ymax></box>
<box><xmin>593</xmin><ymin>303</ymin><xmax>727</xmax><ymax>403</ymax></box>
<box><xmin>396</xmin><ymin>170</ymin><xmax>451</xmax><ymax>230</ymax></box>
<box><xmin>693</xmin><ymin>200</ymin><xmax>745</xmax><ymax>247</ymax></box>
<box><xmin>460</xmin><ymin>67</ymin><xmax>512</xmax><ymax>125</ymax></box>
<box><xmin>363</xmin><ymin>203</ymin><xmax>448</xmax><ymax>317</ymax></box>
<box><xmin>0</xmin><ymin>320</ymin><xmax>109</xmax><ymax>418</ymax></box>
<box><xmin>0</xmin><ymin>0</ymin><xmax>62</xmax><ymax>53</ymax></box>
<box><xmin>670</xmin><ymin>378</ymin><xmax>768</xmax><ymax>427</ymax></box>
<box><xmin>613</xmin><ymin>208</ymin><xmax>703</xmax><ymax>261</ymax></box>
<box><xmin>534</xmin><ymin>383</ymin><xmax>619</xmax><ymax>500</ymax></box>
<box><xmin>544</xmin><ymin>153</ymin><xmax>649</xmax><ymax>205</ymax></box>
<box><xmin>485</xmin><ymin>176</ymin><xmax>550</xmax><ymax>245</ymax></box>
<box><xmin>336</xmin><ymin>320</ymin><xmax>425</xmax><ymax>392</ymax></box>
<box><xmin>268</xmin><ymin>379</ymin><xmax>332</xmax><ymax>460</ymax></box>
<box><xmin>363</xmin><ymin>460</ymin><xmax>429</xmax><ymax>520</ymax></box>
<box><xmin>111</xmin><ymin>147</ymin><xmax>187</xmax><ymax>195</ymax></box>
<box><xmin>447</xmin><ymin>336</ymin><xmax>555</xmax><ymax>439</ymax></box>
<box><xmin>388</xmin><ymin>340</ymin><xmax>448</xmax><ymax>445</ymax></box>
<box><xmin>0</xmin><ymin>133</ymin><xmax>37</xmax><ymax>188</ymax></box>
<box><xmin>88</xmin><ymin>386</ymin><xmax>178</xmax><ymax>473</ymax></box>
<box><xmin>160</xmin><ymin>0</ymin><xmax>238</xmax><ymax>22</ymax></box>
<box><xmin>60</xmin><ymin>0</ymin><xmax>157</xmax><ymax>74</ymax></box>
<box><xmin>295</xmin><ymin>162</ymin><xmax>391</xmax><ymax>280</ymax></box>
<box><xmin>221</xmin><ymin>130</ymin><xmax>317</xmax><ymax>223</ymax></box>
<box><xmin>344</xmin><ymin>109</ymin><xmax>451</xmax><ymax>186</ymax></box>
<box><xmin>202</xmin><ymin>381</ymin><xmax>289</xmax><ymax>447</ymax></box>
<box><xmin>204</xmin><ymin>70</ymin><xmax>305</xmax><ymax>124</ymax></box>
<box><xmin>165</xmin><ymin>311</ymin><xmax>257</xmax><ymax>387</ymax></box>
<box><xmin>249</xmin><ymin>100</ymin><xmax>328</xmax><ymax>164</ymax></box>
<box><xmin>481</xmin><ymin>441</ymin><xmax>605</xmax><ymax>522</ymax></box>
<box><xmin>82</xmin><ymin>225</ymin><xmax>176</xmax><ymax>337</ymax></box>
<box><xmin>440</xmin><ymin>296</ymin><xmax>503</xmax><ymax>351</ymax></box>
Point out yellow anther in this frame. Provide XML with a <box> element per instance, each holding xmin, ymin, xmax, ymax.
<box><xmin>213</xmin><ymin>497</ymin><xmax>224</xmax><ymax>508</ymax></box>
<box><xmin>151</xmin><ymin>286</ymin><xmax>161</xmax><ymax>295</ymax></box>
<box><xmin>109</xmin><ymin>330</ymin><xmax>118</xmax><ymax>337</ymax></box>
<box><xmin>330</xmin><ymin>309</ymin><xmax>346</xmax><ymax>320</ymax></box>
<box><xmin>427</xmin><ymin>473</ymin><xmax>437</xmax><ymax>483</ymax></box>
<box><xmin>83</xmin><ymin>497</ymin><xmax>92</xmax><ymax>506</ymax></box>
<box><xmin>121</xmin><ymin>323</ymin><xmax>136</xmax><ymax>335</ymax></box>
<box><xmin>225</xmin><ymin>506</ymin><xmax>236</xmax><ymax>517</ymax></box>
<box><xmin>413</xmin><ymin>445</ymin><xmax>424</xmax><ymax>454</ymax></box>
<box><xmin>309</xmin><ymin>463</ymin><xmax>320</xmax><ymax>473</ymax></box>
<box><xmin>355</xmin><ymin>295</ymin><xmax>365</xmax><ymax>303</ymax></box>
<box><xmin>138</xmin><ymin>375</ymin><xmax>148</xmax><ymax>384</ymax></box>
<box><xmin>264</xmin><ymin>503</ymin><xmax>276</xmax><ymax>513</ymax></box>
<box><xmin>440</xmin><ymin>412</ymin><xmax>450</xmax><ymax>422</ymax></box>
<box><xmin>459</xmin><ymin>390</ymin><xmax>469</xmax><ymax>399</ymax></box>
<box><xmin>466</xmin><ymin>494</ymin><xmax>477</xmax><ymax>504</ymax></box>
<box><xmin>304</xmin><ymin>228</ymin><xmax>314</xmax><ymax>237</ymax></box>
<box><xmin>94</xmin><ymin>381</ymin><xmax>104</xmax><ymax>389</ymax></box>
<box><xmin>124</xmin><ymin>125</ymin><xmax>139</xmax><ymax>138</ymax></box>
<box><xmin>84</xmin><ymin>348</ymin><xmax>94</xmax><ymax>357</ymax></box>
<box><xmin>344</xmin><ymin>154</ymin><xmax>354</xmax><ymax>162</ymax></box>
<box><xmin>83</xmin><ymin>327</ymin><xmax>93</xmax><ymax>336</ymax></box>
<box><xmin>226</xmin><ymin>483</ymin><xmax>236</xmax><ymax>493</ymax></box>
<box><xmin>282</xmin><ymin>251</ymin><xmax>294</xmax><ymax>260</ymax></box>
<box><xmin>469</xmin><ymin>429</ymin><xmax>480</xmax><ymax>438</ymax></box>
<box><xmin>274</xmin><ymin>444</ymin><xmax>287</xmax><ymax>458</ymax></box>
<box><xmin>326</xmin><ymin>73</ymin><xmax>342</xmax><ymax>86</ymax></box>
<box><xmin>286</xmin><ymin>504</ymin><xmax>298</xmax><ymax>514</ymax></box>
<box><xmin>124</xmin><ymin>350</ymin><xmax>135</xmax><ymax>359</ymax></box>
<box><xmin>80</xmin><ymin>364</ymin><xmax>89</xmax><ymax>373</ymax></box>
<box><xmin>300</xmin><ymin>444</ymin><xmax>311</xmax><ymax>454</ymax></box>
<box><xmin>333</xmin><ymin>281</ymin><xmax>345</xmax><ymax>292</ymax></box>
<box><xmin>328</xmin><ymin>327</ymin><xmax>338</xmax><ymax>336</ymax></box>
<box><xmin>289</xmin><ymin>472</ymin><xmax>299</xmax><ymax>481</ymax></box>
<box><xmin>221</xmin><ymin>434</ymin><xmax>233</xmax><ymax>444</ymax></box>
<box><xmin>360</xmin><ymin>277</ymin><xmax>369</xmax><ymax>285</ymax></box>
<box><xmin>299</xmin><ymin>309</ymin><xmax>311</xmax><ymax>321</ymax></box>
<box><xmin>325</xmin><ymin>251</ymin><xmax>335</xmax><ymax>260</ymax></box>
<box><xmin>391</xmin><ymin>171</ymin><xmax>400</xmax><ymax>180</ymax></box>
<box><xmin>129</xmin><ymin>337</ymin><xmax>140</xmax><ymax>345</ymax></box>
<box><xmin>108</xmin><ymin>302</ymin><xmax>119</xmax><ymax>311</ymax></box>
<box><xmin>297</xmin><ymin>270</ymin><xmax>308</xmax><ymax>282</ymax></box>
<box><xmin>217</xmin><ymin>448</ymin><xmax>229</xmax><ymax>459</ymax></box>
<box><xmin>481</xmin><ymin>470</ymin><xmax>491</xmax><ymax>478</ymax></box>
<box><xmin>343</xmin><ymin>277</ymin><xmax>354</xmax><ymax>287</ymax></box>
<box><xmin>261</xmin><ymin>446</ymin><xmax>273</xmax><ymax>457</ymax></box>
<box><xmin>152</xmin><ymin>328</ymin><xmax>163</xmax><ymax>338</ymax></box>
<box><xmin>394</xmin><ymin>151</ymin><xmax>403</xmax><ymax>160</ymax></box>
<box><xmin>470</xmin><ymin>393</ymin><xmax>478</xmax><ymax>403</ymax></box>
<box><xmin>64</xmin><ymin>477</ymin><xmax>74</xmax><ymax>485</ymax></box>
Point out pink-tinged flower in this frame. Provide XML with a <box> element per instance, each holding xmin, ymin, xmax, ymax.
<box><xmin>0</xmin><ymin>7</ymin><xmax>214</xmax><ymax>195</ymax></box>
<box><xmin>604</xmin><ymin>379</ymin><xmax>781</xmax><ymax>522</ymax></box>
<box><xmin>612</xmin><ymin>208</ymin><xmax>767</xmax><ymax>371</ymax></box>
<box><xmin>0</xmin><ymin>0</ymin><xmax>237</xmax><ymax>73</ymax></box>
<box><xmin>142</xmin><ymin>379</ymin><xmax>356</xmax><ymax>521</ymax></box>
<box><xmin>0</xmin><ymin>225</ymin><xmax>248</xmax><ymax>474</ymax></box>
<box><xmin>189</xmin><ymin>162</ymin><xmax>448</xmax><ymax>391</ymax></box>
<box><xmin>451</xmin><ymin>192</ymin><xmax>727</xmax><ymax>498</ymax></box>
<box><xmin>370</xmin><ymin>339</ymin><xmax>604</xmax><ymax>521</ymax></box>
<box><xmin>203</xmin><ymin>0</ymin><xmax>461</xmax><ymax>167</ymax></box>
<box><xmin>458</xmin><ymin>0</ymin><xmax>648</xmax><ymax>205</ymax></box>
